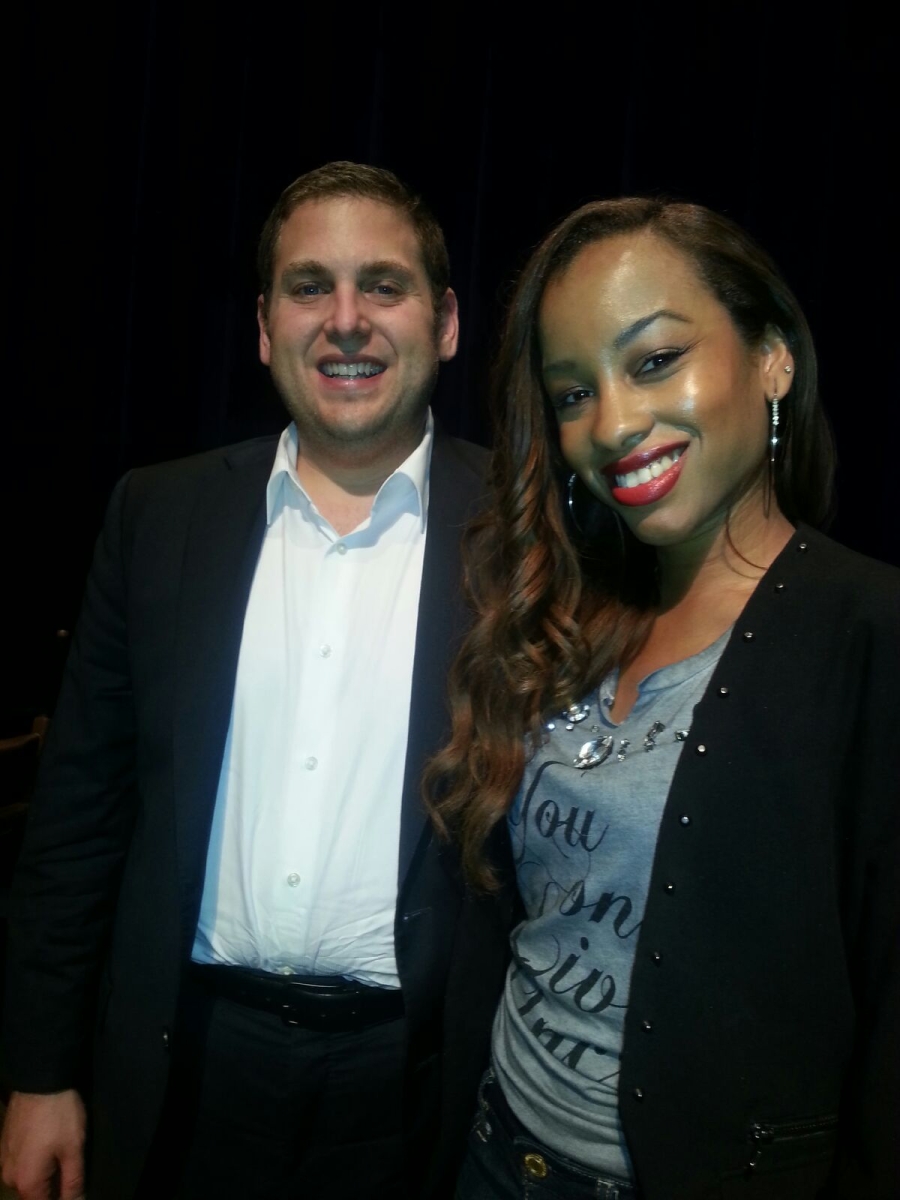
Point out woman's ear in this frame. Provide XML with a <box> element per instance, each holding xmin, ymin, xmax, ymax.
<box><xmin>759</xmin><ymin>325</ymin><xmax>795</xmax><ymax>399</ymax></box>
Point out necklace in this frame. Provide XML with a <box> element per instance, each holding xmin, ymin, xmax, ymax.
<box><xmin>546</xmin><ymin>697</ymin><xmax>692</xmax><ymax>772</ymax></box>
<box><xmin>572</xmin><ymin>721</ymin><xmax>691</xmax><ymax>770</ymax></box>
<box><xmin>543</xmin><ymin>627</ymin><xmax>732</xmax><ymax>771</ymax></box>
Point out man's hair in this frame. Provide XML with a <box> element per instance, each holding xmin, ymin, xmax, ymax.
<box><xmin>257</xmin><ymin>161</ymin><xmax>450</xmax><ymax>313</ymax></box>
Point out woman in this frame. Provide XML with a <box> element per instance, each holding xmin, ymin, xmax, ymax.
<box><xmin>427</xmin><ymin>199</ymin><xmax>899</xmax><ymax>1199</ymax></box>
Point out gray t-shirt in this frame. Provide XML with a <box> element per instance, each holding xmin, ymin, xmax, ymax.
<box><xmin>492</xmin><ymin>629</ymin><xmax>730</xmax><ymax>1178</ymax></box>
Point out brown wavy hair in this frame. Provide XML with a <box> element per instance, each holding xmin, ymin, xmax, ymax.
<box><xmin>424</xmin><ymin>197</ymin><xmax>836</xmax><ymax>891</ymax></box>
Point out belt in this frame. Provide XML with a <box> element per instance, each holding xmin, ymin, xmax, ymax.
<box><xmin>190</xmin><ymin>963</ymin><xmax>404</xmax><ymax>1032</ymax></box>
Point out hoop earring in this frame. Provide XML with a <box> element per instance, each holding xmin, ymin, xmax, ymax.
<box><xmin>567</xmin><ymin>472</ymin><xmax>581</xmax><ymax>534</ymax></box>
<box><xmin>566</xmin><ymin>472</ymin><xmax>626</xmax><ymax>559</ymax></box>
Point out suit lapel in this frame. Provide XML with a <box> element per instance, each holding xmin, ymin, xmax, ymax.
<box><xmin>397</xmin><ymin>431</ymin><xmax>487</xmax><ymax>887</ymax></box>
<box><xmin>171</xmin><ymin>438</ymin><xmax>275</xmax><ymax>944</ymax></box>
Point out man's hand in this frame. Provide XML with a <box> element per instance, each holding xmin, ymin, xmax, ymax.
<box><xmin>0</xmin><ymin>1090</ymin><xmax>86</xmax><ymax>1200</ymax></box>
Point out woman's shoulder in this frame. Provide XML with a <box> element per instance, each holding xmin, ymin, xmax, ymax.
<box><xmin>787</xmin><ymin>520</ymin><xmax>897</xmax><ymax>585</ymax></box>
<box><xmin>785</xmin><ymin>525</ymin><xmax>900</xmax><ymax>620</ymax></box>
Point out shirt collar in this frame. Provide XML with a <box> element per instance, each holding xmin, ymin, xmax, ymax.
<box><xmin>265</xmin><ymin>410</ymin><xmax>433</xmax><ymax>533</ymax></box>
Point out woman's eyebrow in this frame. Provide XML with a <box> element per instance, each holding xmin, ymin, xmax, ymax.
<box><xmin>613</xmin><ymin>309</ymin><xmax>691</xmax><ymax>349</ymax></box>
<box><xmin>543</xmin><ymin>308</ymin><xmax>693</xmax><ymax>375</ymax></box>
<box><xmin>543</xmin><ymin>358</ymin><xmax>582</xmax><ymax>377</ymax></box>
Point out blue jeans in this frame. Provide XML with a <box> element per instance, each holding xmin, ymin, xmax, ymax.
<box><xmin>455</xmin><ymin>1069</ymin><xmax>641</xmax><ymax>1200</ymax></box>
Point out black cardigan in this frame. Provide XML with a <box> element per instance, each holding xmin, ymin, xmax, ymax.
<box><xmin>612</xmin><ymin>526</ymin><xmax>900</xmax><ymax>1198</ymax></box>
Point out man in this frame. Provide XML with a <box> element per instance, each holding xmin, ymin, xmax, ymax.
<box><xmin>1</xmin><ymin>163</ymin><xmax>512</xmax><ymax>1199</ymax></box>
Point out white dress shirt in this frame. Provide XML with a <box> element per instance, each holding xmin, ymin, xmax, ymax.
<box><xmin>192</xmin><ymin>416</ymin><xmax>433</xmax><ymax>987</ymax></box>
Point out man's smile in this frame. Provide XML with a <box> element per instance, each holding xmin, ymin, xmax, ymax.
<box><xmin>318</xmin><ymin>356</ymin><xmax>386</xmax><ymax>379</ymax></box>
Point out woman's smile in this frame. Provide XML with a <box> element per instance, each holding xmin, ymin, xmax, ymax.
<box><xmin>604</xmin><ymin>442</ymin><xmax>688</xmax><ymax>506</ymax></box>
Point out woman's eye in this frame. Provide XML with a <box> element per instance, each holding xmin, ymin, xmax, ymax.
<box><xmin>551</xmin><ymin>388</ymin><xmax>592</xmax><ymax>411</ymax></box>
<box><xmin>636</xmin><ymin>348</ymin><xmax>684</xmax><ymax>375</ymax></box>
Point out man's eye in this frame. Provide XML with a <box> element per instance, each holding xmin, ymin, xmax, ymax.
<box><xmin>371</xmin><ymin>283</ymin><xmax>400</xmax><ymax>296</ymax></box>
<box><xmin>292</xmin><ymin>283</ymin><xmax>325</xmax><ymax>297</ymax></box>
<box><xmin>636</xmin><ymin>348</ymin><xmax>684</xmax><ymax>375</ymax></box>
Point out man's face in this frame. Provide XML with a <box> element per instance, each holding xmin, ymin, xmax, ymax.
<box><xmin>258</xmin><ymin>197</ymin><xmax>458</xmax><ymax>468</ymax></box>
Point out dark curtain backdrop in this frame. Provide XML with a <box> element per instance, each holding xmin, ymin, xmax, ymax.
<box><xmin>2</xmin><ymin>2</ymin><xmax>896</xmax><ymax>723</ymax></box>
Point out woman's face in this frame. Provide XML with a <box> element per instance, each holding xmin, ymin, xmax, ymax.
<box><xmin>539</xmin><ymin>230</ymin><xmax>789</xmax><ymax>550</ymax></box>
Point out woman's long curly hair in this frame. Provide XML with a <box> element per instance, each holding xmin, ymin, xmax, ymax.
<box><xmin>425</xmin><ymin>197</ymin><xmax>835</xmax><ymax>891</ymax></box>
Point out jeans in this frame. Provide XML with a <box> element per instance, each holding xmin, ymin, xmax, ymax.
<box><xmin>455</xmin><ymin>1069</ymin><xmax>641</xmax><ymax>1200</ymax></box>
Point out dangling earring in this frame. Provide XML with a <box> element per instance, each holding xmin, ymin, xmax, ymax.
<box><xmin>764</xmin><ymin>390</ymin><xmax>780</xmax><ymax>516</ymax></box>
<box><xmin>769</xmin><ymin>391</ymin><xmax>780</xmax><ymax>465</ymax></box>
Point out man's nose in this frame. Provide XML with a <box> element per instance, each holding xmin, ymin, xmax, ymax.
<box><xmin>324</xmin><ymin>285</ymin><xmax>371</xmax><ymax>343</ymax></box>
<box><xmin>590</xmin><ymin>381</ymin><xmax>653</xmax><ymax>454</ymax></box>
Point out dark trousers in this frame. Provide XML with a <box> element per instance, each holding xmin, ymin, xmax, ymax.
<box><xmin>138</xmin><ymin>982</ymin><xmax>410</xmax><ymax>1200</ymax></box>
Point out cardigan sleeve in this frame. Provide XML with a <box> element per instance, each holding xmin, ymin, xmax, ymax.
<box><xmin>830</xmin><ymin>580</ymin><xmax>900</xmax><ymax>1196</ymax></box>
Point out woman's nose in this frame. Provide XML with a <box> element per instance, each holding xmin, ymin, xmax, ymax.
<box><xmin>589</xmin><ymin>382</ymin><xmax>653</xmax><ymax>455</ymax></box>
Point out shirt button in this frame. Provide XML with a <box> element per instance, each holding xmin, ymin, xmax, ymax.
<box><xmin>651</xmin><ymin>951</ymin><xmax>663</xmax><ymax>964</ymax></box>
<box><xmin>695</xmin><ymin>744</ymin><xmax>707</xmax><ymax>756</ymax></box>
<box><xmin>304</xmin><ymin>756</ymin><xmax>318</xmax><ymax>771</ymax></box>
<box><xmin>287</xmin><ymin>872</ymin><xmax>301</xmax><ymax>887</ymax></box>
<box><xmin>633</xmin><ymin>1087</ymin><xmax>645</xmax><ymax>1101</ymax></box>
<box><xmin>680</xmin><ymin>814</ymin><xmax>691</xmax><ymax>826</ymax></box>
<box><xmin>641</xmin><ymin>1020</ymin><xmax>652</xmax><ymax>1032</ymax></box>
<box><xmin>318</xmin><ymin>643</ymin><xmax>332</xmax><ymax>658</ymax></box>
<box><xmin>336</xmin><ymin>542</ymin><xmax>348</xmax><ymax>555</ymax></box>
<box><xmin>664</xmin><ymin>882</ymin><xmax>676</xmax><ymax>893</ymax></box>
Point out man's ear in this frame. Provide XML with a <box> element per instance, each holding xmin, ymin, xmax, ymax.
<box><xmin>436</xmin><ymin>288</ymin><xmax>460</xmax><ymax>362</ymax></box>
<box><xmin>759</xmin><ymin>325</ymin><xmax>795</xmax><ymax>399</ymax></box>
<box><xmin>257</xmin><ymin>295</ymin><xmax>271</xmax><ymax>365</ymax></box>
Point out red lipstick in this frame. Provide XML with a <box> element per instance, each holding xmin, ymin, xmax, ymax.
<box><xmin>603</xmin><ymin>440</ymin><xmax>688</xmax><ymax>477</ymax></box>
<box><xmin>604</xmin><ymin>443</ymin><xmax>689</xmax><ymax>508</ymax></box>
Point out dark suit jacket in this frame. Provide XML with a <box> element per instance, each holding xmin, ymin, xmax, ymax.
<box><xmin>3</xmin><ymin>428</ymin><xmax>513</xmax><ymax>1199</ymax></box>
<box><xmin>615</xmin><ymin>528</ymin><xmax>900</xmax><ymax>1198</ymax></box>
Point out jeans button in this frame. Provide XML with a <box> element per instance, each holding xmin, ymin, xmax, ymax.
<box><xmin>523</xmin><ymin>1152</ymin><xmax>548</xmax><ymax>1179</ymax></box>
